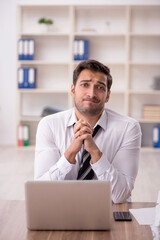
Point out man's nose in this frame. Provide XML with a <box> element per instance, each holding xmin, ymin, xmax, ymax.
<box><xmin>87</xmin><ymin>86</ymin><xmax>96</xmax><ymax>97</ymax></box>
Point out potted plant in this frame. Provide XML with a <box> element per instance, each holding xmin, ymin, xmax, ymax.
<box><xmin>38</xmin><ymin>18</ymin><xmax>54</xmax><ymax>32</ymax></box>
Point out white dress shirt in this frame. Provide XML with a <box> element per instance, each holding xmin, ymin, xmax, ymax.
<box><xmin>34</xmin><ymin>108</ymin><xmax>141</xmax><ymax>203</ymax></box>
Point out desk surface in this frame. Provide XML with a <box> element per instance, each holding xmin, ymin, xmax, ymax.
<box><xmin>0</xmin><ymin>200</ymin><xmax>155</xmax><ymax>240</ymax></box>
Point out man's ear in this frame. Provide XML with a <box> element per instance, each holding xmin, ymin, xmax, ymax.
<box><xmin>105</xmin><ymin>90</ymin><xmax>111</xmax><ymax>103</ymax></box>
<box><xmin>70</xmin><ymin>84</ymin><xmax>75</xmax><ymax>98</ymax></box>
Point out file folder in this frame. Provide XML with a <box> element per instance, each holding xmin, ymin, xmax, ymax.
<box><xmin>23</xmin><ymin>68</ymin><xmax>29</xmax><ymax>88</ymax></box>
<box><xmin>23</xmin><ymin>125</ymin><xmax>29</xmax><ymax>146</ymax></box>
<box><xmin>28</xmin><ymin>39</ymin><xmax>34</xmax><ymax>60</ymax></box>
<box><xmin>74</xmin><ymin>40</ymin><xmax>89</xmax><ymax>61</ymax></box>
<box><xmin>74</xmin><ymin>40</ymin><xmax>79</xmax><ymax>60</ymax></box>
<box><xmin>18</xmin><ymin>39</ymin><xmax>35</xmax><ymax>61</ymax></box>
<box><xmin>28</xmin><ymin>68</ymin><xmax>36</xmax><ymax>88</ymax></box>
<box><xmin>17</xmin><ymin>124</ymin><xmax>24</xmax><ymax>146</ymax></box>
<box><xmin>18</xmin><ymin>67</ymin><xmax>36</xmax><ymax>89</ymax></box>
<box><xmin>153</xmin><ymin>126</ymin><xmax>160</xmax><ymax>148</ymax></box>
<box><xmin>83</xmin><ymin>40</ymin><xmax>89</xmax><ymax>60</ymax></box>
<box><xmin>18</xmin><ymin>68</ymin><xmax>24</xmax><ymax>88</ymax></box>
<box><xmin>79</xmin><ymin>40</ymin><xmax>84</xmax><ymax>60</ymax></box>
<box><xmin>23</xmin><ymin>39</ymin><xmax>29</xmax><ymax>60</ymax></box>
<box><xmin>18</xmin><ymin>39</ymin><xmax>24</xmax><ymax>60</ymax></box>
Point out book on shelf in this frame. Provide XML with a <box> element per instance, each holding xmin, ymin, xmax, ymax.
<box><xmin>142</xmin><ymin>105</ymin><xmax>160</xmax><ymax>120</ymax></box>
<box><xmin>18</xmin><ymin>67</ymin><xmax>36</xmax><ymax>89</ymax></box>
<box><xmin>74</xmin><ymin>39</ymin><xmax>89</xmax><ymax>61</ymax></box>
<box><xmin>17</xmin><ymin>124</ymin><xmax>29</xmax><ymax>147</ymax></box>
<box><xmin>18</xmin><ymin>39</ymin><xmax>35</xmax><ymax>60</ymax></box>
<box><xmin>153</xmin><ymin>126</ymin><xmax>160</xmax><ymax>148</ymax></box>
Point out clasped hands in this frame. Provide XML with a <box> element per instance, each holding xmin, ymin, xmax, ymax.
<box><xmin>65</xmin><ymin>119</ymin><xmax>102</xmax><ymax>164</ymax></box>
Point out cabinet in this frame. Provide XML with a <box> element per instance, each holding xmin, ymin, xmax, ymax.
<box><xmin>16</xmin><ymin>4</ymin><xmax>160</xmax><ymax>150</ymax></box>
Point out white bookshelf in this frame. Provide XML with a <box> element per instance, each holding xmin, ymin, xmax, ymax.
<box><xmin>17</xmin><ymin>4</ymin><xmax>160</xmax><ymax>149</ymax></box>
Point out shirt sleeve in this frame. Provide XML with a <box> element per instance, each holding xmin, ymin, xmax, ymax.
<box><xmin>34</xmin><ymin>117</ymin><xmax>74</xmax><ymax>180</ymax></box>
<box><xmin>91</xmin><ymin>121</ymin><xmax>142</xmax><ymax>204</ymax></box>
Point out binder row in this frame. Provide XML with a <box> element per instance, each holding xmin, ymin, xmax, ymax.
<box><xmin>153</xmin><ymin>126</ymin><xmax>160</xmax><ymax>148</ymax></box>
<box><xmin>18</xmin><ymin>39</ymin><xmax>35</xmax><ymax>60</ymax></box>
<box><xmin>18</xmin><ymin>39</ymin><xmax>89</xmax><ymax>61</ymax></box>
<box><xmin>18</xmin><ymin>68</ymin><xmax>36</xmax><ymax>89</ymax></box>
<box><xmin>74</xmin><ymin>40</ymin><xmax>89</xmax><ymax>61</ymax></box>
<box><xmin>17</xmin><ymin>124</ymin><xmax>29</xmax><ymax>147</ymax></box>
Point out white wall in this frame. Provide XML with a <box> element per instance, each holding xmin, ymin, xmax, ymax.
<box><xmin>0</xmin><ymin>0</ymin><xmax>18</xmax><ymax>145</ymax></box>
<box><xmin>0</xmin><ymin>0</ymin><xmax>159</xmax><ymax>145</ymax></box>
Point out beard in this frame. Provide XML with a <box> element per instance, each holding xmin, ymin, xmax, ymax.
<box><xmin>74</xmin><ymin>97</ymin><xmax>105</xmax><ymax>116</ymax></box>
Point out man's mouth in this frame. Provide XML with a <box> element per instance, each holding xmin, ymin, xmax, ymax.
<box><xmin>83</xmin><ymin>98</ymin><xmax>99</xmax><ymax>103</ymax></box>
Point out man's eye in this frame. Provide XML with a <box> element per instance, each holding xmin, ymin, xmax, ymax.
<box><xmin>97</xmin><ymin>86</ymin><xmax>105</xmax><ymax>91</ymax></box>
<box><xmin>81</xmin><ymin>83</ymin><xmax>88</xmax><ymax>87</ymax></box>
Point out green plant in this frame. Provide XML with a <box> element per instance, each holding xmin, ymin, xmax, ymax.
<box><xmin>38</xmin><ymin>18</ymin><xmax>53</xmax><ymax>25</ymax></box>
<box><xmin>45</xmin><ymin>19</ymin><xmax>53</xmax><ymax>25</ymax></box>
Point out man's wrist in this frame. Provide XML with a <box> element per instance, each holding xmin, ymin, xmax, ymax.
<box><xmin>90</xmin><ymin>148</ymin><xmax>102</xmax><ymax>164</ymax></box>
<box><xmin>64</xmin><ymin>148</ymin><xmax>76</xmax><ymax>164</ymax></box>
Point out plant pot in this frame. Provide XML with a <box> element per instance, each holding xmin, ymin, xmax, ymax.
<box><xmin>39</xmin><ymin>24</ymin><xmax>48</xmax><ymax>33</ymax></box>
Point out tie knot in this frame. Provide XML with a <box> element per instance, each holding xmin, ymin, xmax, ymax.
<box><xmin>92</xmin><ymin>125</ymin><xmax>101</xmax><ymax>137</ymax></box>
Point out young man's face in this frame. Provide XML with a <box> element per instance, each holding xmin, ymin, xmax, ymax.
<box><xmin>71</xmin><ymin>69</ymin><xmax>111</xmax><ymax>117</ymax></box>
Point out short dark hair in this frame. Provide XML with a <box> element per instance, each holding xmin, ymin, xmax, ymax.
<box><xmin>73</xmin><ymin>59</ymin><xmax>112</xmax><ymax>91</ymax></box>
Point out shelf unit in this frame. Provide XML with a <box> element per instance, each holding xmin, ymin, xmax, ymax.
<box><xmin>16</xmin><ymin>4</ymin><xmax>160</xmax><ymax>149</ymax></box>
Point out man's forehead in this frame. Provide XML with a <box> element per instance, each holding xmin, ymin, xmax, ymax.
<box><xmin>78</xmin><ymin>69</ymin><xmax>107</xmax><ymax>82</ymax></box>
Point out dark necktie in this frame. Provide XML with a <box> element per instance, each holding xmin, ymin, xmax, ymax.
<box><xmin>77</xmin><ymin>125</ymin><xmax>101</xmax><ymax>180</ymax></box>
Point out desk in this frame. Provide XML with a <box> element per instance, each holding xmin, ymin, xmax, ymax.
<box><xmin>0</xmin><ymin>200</ymin><xmax>155</xmax><ymax>240</ymax></box>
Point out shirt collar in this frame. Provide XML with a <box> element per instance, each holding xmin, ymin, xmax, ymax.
<box><xmin>67</xmin><ymin>108</ymin><xmax>77</xmax><ymax>127</ymax></box>
<box><xmin>95</xmin><ymin>109</ymin><xmax>108</xmax><ymax>131</ymax></box>
<box><xmin>94</xmin><ymin>109</ymin><xmax>108</xmax><ymax>130</ymax></box>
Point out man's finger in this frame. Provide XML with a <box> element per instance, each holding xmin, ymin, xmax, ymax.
<box><xmin>74</xmin><ymin>119</ymin><xmax>92</xmax><ymax>134</ymax></box>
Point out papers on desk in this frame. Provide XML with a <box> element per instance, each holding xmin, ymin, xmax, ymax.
<box><xmin>129</xmin><ymin>191</ymin><xmax>160</xmax><ymax>226</ymax></box>
<box><xmin>129</xmin><ymin>207</ymin><xmax>156</xmax><ymax>225</ymax></box>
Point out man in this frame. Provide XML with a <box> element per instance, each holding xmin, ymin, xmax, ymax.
<box><xmin>34</xmin><ymin>59</ymin><xmax>141</xmax><ymax>203</ymax></box>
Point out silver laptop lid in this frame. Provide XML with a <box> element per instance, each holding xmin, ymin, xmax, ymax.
<box><xmin>25</xmin><ymin>180</ymin><xmax>112</xmax><ymax>230</ymax></box>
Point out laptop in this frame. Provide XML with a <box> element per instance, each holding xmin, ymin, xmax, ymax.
<box><xmin>25</xmin><ymin>180</ymin><xmax>112</xmax><ymax>230</ymax></box>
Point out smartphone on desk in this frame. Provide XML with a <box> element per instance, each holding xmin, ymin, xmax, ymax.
<box><xmin>113</xmin><ymin>211</ymin><xmax>132</xmax><ymax>221</ymax></box>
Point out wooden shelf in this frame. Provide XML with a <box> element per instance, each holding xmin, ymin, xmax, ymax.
<box><xmin>130</xmin><ymin>33</ymin><xmax>160</xmax><ymax>37</ymax></box>
<box><xmin>129</xmin><ymin>90</ymin><xmax>160</xmax><ymax>95</ymax></box>
<box><xmin>129</xmin><ymin>62</ymin><xmax>160</xmax><ymax>66</ymax></box>
<box><xmin>137</xmin><ymin>118</ymin><xmax>160</xmax><ymax>123</ymax></box>
<box><xmin>74</xmin><ymin>32</ymin><xmax>126</xmax><ymax>37</ymax></box>
<box><xmin>20</xmin><ymin>116</ymin><xmax>42</xmax><ymax>122</ymax></box>
<box><xmin>73</xmin><ymin>61</ymin><xmax>125</xmax><ymax>65</ymax></box>
<box><xmin>21</xmin><ymin>32</ymin><xmax>70</xmax><ymax>37</ymax></box>
<box><xmin>18</xmin><ymin>60</ymin><xmax>69</xmax><ymax>65</ymax></box>
<box><xmin>141</xmin><ymin>147</ymin><xmax>160</xmax><ymax>153</ymax></box>
<box><xmin>18</xmin><ymin>88</ymin><xmax>69</xmax><ymax>93</ymax></box>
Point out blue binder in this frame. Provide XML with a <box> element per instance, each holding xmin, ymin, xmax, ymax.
<box><xmin>18</xmin><ymin>68</ymin><xmax>36</xmax><ymax>89</ymax></box>
<box><xmin>78</xmin><ymin>40</ymin><xmax>84</xmax><ymax>60</ymax></box>
<box><xmin>23</xmin><ymin>40</ymin><xmax>29</xmax><ymax>60</ymax></box>
<box><xmin>18</xmin><ymin>39</ymin><xmax>35</xmax><ymax>61</ymax></box>
<box><xmin>28</xmin><ymin>68</ymin><xmax>36</xmax><ymax>88</ymax></box>
<box><xmin>23</xmin><ymin>68</ymin><xmax>29</xmax><ymax>88</ymax></box>
<box><xmin>74</xmin><ymin>40</ymin><xmax>79</xmax><ymax>61</ymax></box>
<box><xmin>83</xmin><ymin>40</ymin><xmax>89</xmax><ymax>60</ymax></box>
<box><xmin>28</xmin><ymin>39</ymin><xmax>35</xmax><ymax>60</ymax></box>
<box><xmin>18</xmin><ymin>39</ymin><xmax>24</xmax><ymax>60</ymax></box>
<box><xmin>75</xmin><ymin>40</ymin><xmax>89</xmax><ymax>61</ymax></box>
<box><xmin>18</xmin><ymin>68</ymin><xmax>24</xmax><ymax>88</ymax></box>
<box><xmin>153</xmin><ymin>126</ymin><xmax>160</xmax><ymax>148</ymax></box>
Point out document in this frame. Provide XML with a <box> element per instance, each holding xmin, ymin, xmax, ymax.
<box><xmin>129</xmin><ymin>207</ymin><xmax>156</xmax><ymax>225</ymax></box>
